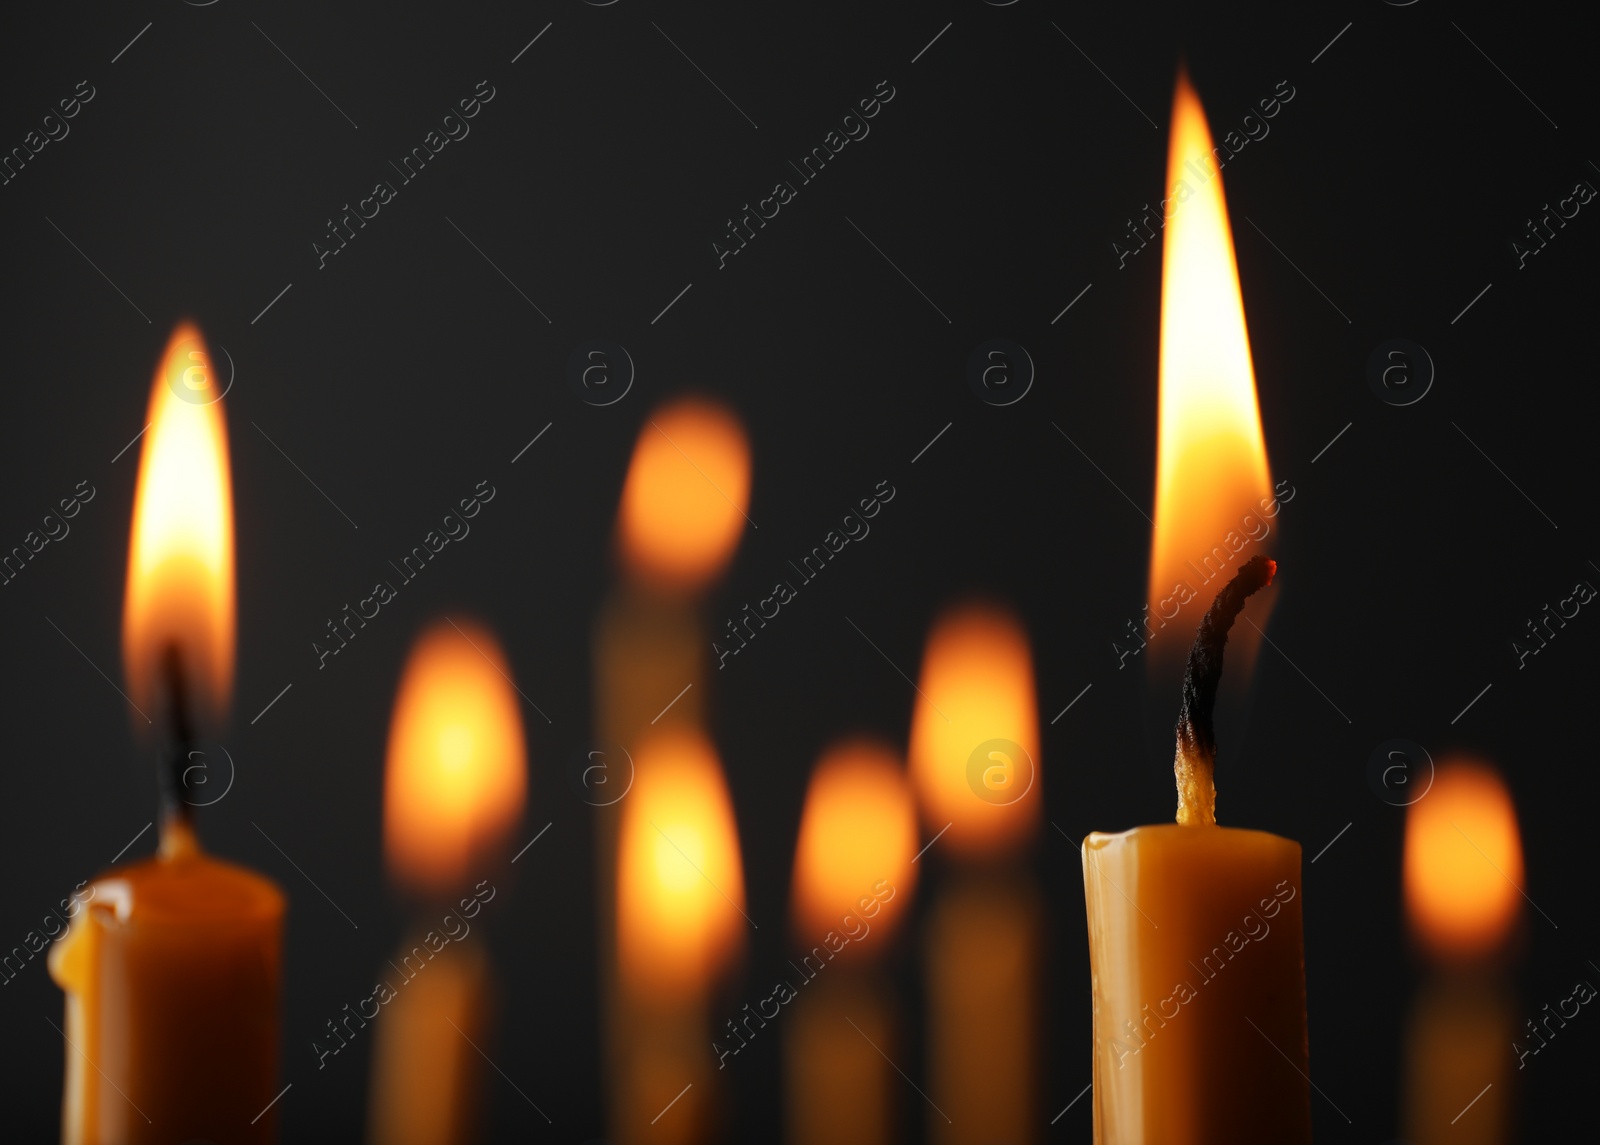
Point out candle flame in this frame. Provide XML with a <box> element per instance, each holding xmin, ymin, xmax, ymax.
<box><xmin>1404</xmin><ymin>759</ymin><xmax>1523</xmax><ymax>961</ymax></box>
<box><xmin>123</xmin><ymin>322</ymin><xmax>236</xmax><ymax>722</ymax></box>
<box><xmin>1149</xmin><ymin>68</ymin><xmax>1275</xmax><ymax>673</ymax></box>
<box><xmin>791</xmin><ymin>738</ymin><xmax>918</xmax><ymax>944</ymax></box>
<box><xmin>383</xmin><ymin>619</ymin><xmax>528</xmax><ymax>896</ymax></box>
<box><xmin>617</xmin><ymin>397</ymin><xmax>751</xmax><ymax>591</ymax></box>
<box><xmin>908</xmin><ymin>603</ymin><xmax>1040</xmax><ymax>856</ymax></box>
<box><xmin>617</xmin><ymin>728</ymin><xmax>746</xmax><ymax>995</ymax></box>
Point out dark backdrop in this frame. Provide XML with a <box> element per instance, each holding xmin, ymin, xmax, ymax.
<box><xmin>1</xmin><ymin>0</ymin><xmax>1595</xmax><ymax>1140</ymax></box>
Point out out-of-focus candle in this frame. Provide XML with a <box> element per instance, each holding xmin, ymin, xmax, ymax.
<box><xmin>1401</xmin><ymin>759</ymin><xmax>1522</xmax><ymax>1145</ymax></box>
<box><xmin>909</xmin><ymin>603</ymin><xmax>1043</xmax><ymax>1145</ymax></box>
<box><xmin>596</xmin><ymin>399</ymin><xmax>751</xmax><ymax>1145</ymax></box>
<box><xmin>613</xmin><ymin>727</ymin><xmax>746</xmax><ymax>1144</ymax></box>
<box><xmin>50</xmin><ymin>323</ymin><xmax>286</xmax><ymax>1144</ymax></box>
<box><xmin>786</xmin><ymin>739</ymin><xmax>918</xmax><ymax>1145</ymax></box>
<box><xmin>367</xmin><ymin>618</ymin><xmax>528</xmax><ymax>1145</ymax></box>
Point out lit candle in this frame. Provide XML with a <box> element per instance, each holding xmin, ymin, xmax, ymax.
<box><xmin>785</xmin><ymin>738</ymin><xmax>918</xmax><ymax>1145</ymax></box>
<box><xmin>367</xmin><ymin>618</ymin><xmax>528</xmax><ymax>1145</ymax></box>
<box><xmin>613</xmin><ymin>728</ymin><xmax>746</xmax><ymax>1143</ymax></box>
<box><xmin>908</xmin><ymin>603</ymin><xmax>1043</xmax><ymax>1144</ymax></box>
<box><xmin>594</xmin><ymin>397</ymin><xmax>751</xmax><ymax>1143</ymax></box>
<box><xmin>1401</xmin><ymin>759</ymin><xmax>1522</xmax><ymax>1145</ymax></box>
<box><xmin>50</xmin><ymin>323</ymin><xmax>286</xmax><ymax>1144</ymax></box>
<box><xmin>1083</xmin><ymin>556</ymin><xmax>1312</xmax><ymax>1143</ymax></box>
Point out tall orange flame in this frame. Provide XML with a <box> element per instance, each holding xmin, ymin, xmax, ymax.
<box><xmin>908</xmin><ymin>603</ymin><xmax>1041</xmax><ymax>857</ymax></box>
<box><xmin>383</xmin><ymin>619</ymin><xmax>528</xmax><ymax>896</ymax></box>
<box><xmin>616</xmin><ymin>728</ymin><xmax>746</xmax><ymax>994</ymax></box>
<box><xmin>1404</xmin><ymin>759</ymin><xmax>1523</xmax><ymax>961</ymax></box>
<box><xmin>1149</xmin><ymin>69</ymin><xmax>1275</xmax><ymax>671</ymax></box>
<box><xmin>791</xmin><ymin>739</ymin><xmax>918</xmax><ymax>944</ymax></box>
<box><xmin>617</xmin><ymin>397</ymin><xmax>751</xmax><ymax>591</ymax></box>
<box><xmin>123</xmin><ymin>322</ymin><xmax>236</xmax><ymax>722</ymax></box>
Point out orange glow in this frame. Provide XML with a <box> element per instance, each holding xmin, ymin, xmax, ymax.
<box><xmin>383</xmin><ymin>619</ymin><xmax>528</xmax><ymax>896</ymax></box>
<box><xmin>908</xmin><ymin>604</ymin><xmax>1041</xmax><ymax>856</ymax></box>
<box><xmin>617</xmin><ymin>397</ymin><xmax>751</xmax><ymax>591</ymax></box>
<box><xmin>791</xmin><ymin>739</ymin><xmax>918</xmax><ymax>943</ymax></box>
<box><xmin>123</xmin><ymin>322</ymin><xmax>236</xmax><ymax>722</ymax></box>
<box><xmin>617</xmin><ymin>728</ymin><xmax>746</xmax><ymax>994</ymax></box>
<box><xmin>1404</xmin><ymin>760</ymin><xmax>1523</xmax><ymax>961</ymax></box>
<box><xmin>1149</xmin><ymin>69</ymin><xmax>1274</xmax><ymax>669</ymax></box>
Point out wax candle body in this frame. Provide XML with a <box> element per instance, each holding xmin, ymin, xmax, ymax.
<box><xmin>1082</xmin><ymin>824</ymin><xmax>1309</xmax><ymax>1145</ymax></box>
<box><xmin>925</xmin><ymin>871</ymin><xmax>1041</xmax><ymax>1145</ymax></box>
<box><xmin>785</xmin><ymin>970</ymin><xmax>896</xmax><ymax>1145</ymax></box>
<box><xmin>49</xmin><ymin>823</ymin><xmax>285</xmax><ymax>1145</ymax></box>
<box><xmin>367</xmin><ymin>938</ymin><xmax>489</xmax><ymax>1145</ymax></box>
<box><xmin>1402</xmin><ymin>973</ymin><xmax>1513</xmax><ymax>1145</ymax></box>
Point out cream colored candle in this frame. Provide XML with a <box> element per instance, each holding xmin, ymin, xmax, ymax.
<box><xmin>595</xmin><ymin>399</ymin><xmax>752</xmax><ymax>1144</ymax></box>
<box><xmin>367</xmin><ymin>618</ymin><xmax>528</xmax><ymax>1145</ymax></box>
<box><xmin>52</xmin><ymin>324</ymin><xmax>286</xmax><ymax>1144</ymax></box>
<box><xmin>1401</xmin><ymin>759</ymin><xmax>1524</xmax><ymax>1145</ymax></box>
<box><xmin>785</xmin><ymin>739</ymin><xmax>918</xmax><ymax>1145</ymax></box>
<box><xmin>908</xmin><ymin>602</ymin><xmax>1043</xmax><ymax>1144</ymax></box>
<box><xmin>1083</xmin><ymin>555</ymin><xmax>1311</xmax><ymax>1144</ymax></box>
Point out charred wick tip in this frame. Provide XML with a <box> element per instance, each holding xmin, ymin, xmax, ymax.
<box><xmin>1175</xmin><ymin>554</ymin><xmax>1277</xmax><ymax>766</ymax></box>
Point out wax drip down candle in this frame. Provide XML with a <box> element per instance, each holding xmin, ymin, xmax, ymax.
<box><xmin>1082</xmin><ymin>555</ymin><xmax>1312</xmax><ymax>1145</ymax></box>
<box><xmin>49</xmin><ymin>324</ymin><xmax>286</xmax><ymax>1145</ymax></box>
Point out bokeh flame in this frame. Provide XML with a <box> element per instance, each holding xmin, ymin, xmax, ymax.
<box><xmin>908</xmin><ymin>603</ymin><xmax>1041</xmax><ymax>856</ymax></box>
<box><xmin>617</xmin><ymin>728</ymin><xmax>746</xmax><ymax>995</ymax></box>
<box><xmin>1404</xmin><ymin>759</ymin><xmax>1523</xmax><ymax>961</ymax></box>
<box><xmin>791</xmin><ymin>738</ymin><xmax>918</xmax><ymax>944</ymax></box>
<box><xmin>617</xmin><ymin>397</ymin><xmax>751</xmax><ymax>591</ymax></box>
<box><xmin>123</xmin><ymin>322</ymin><xmax>236</xmax><ymax>723</ymax></box>
<box><xmin>384</xmin><ymin>619</ymin><xmax>528</xmax><ymax>896</ymax></box>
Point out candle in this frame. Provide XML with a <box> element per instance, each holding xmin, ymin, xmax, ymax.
<box><xmin>594</xmin><ymin>398</ymin><xmax>751</xmax><ymax>1143</ymax></box>
<box><xmin>1083</xmin><ymin>556</ymin><xmax>1312</xmax><ymax>1143</ymax></box>
<box><xmin>50</xmin><ymin>323</ymin><xmax>286</xmax><ymax>1144</ymax></box>
<box><xmin>785</xmin><ymin>739</ymin><xmax>918</xmax><ymax>1145</ymax></box>
<box><xmin>613</xmin><ymin>728</ymin><xmax>746</xmax><ymax>1143</ymax></box>
<box><xmin>1401</xmin><ymin>760</ymin><xmax>1522</xmax><ymax>1145</ymax></box>
<box><xmin>908</xmin><ymin>603</ymin><xmax>1043</xmax><ymax>1144</ymax></box>
<box><xmin>367</xmin><ymin>618</ymin><xmax>528</xmax><ymax>1145</ymax></box>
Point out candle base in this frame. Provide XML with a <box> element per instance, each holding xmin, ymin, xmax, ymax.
<box><xmin>1083</xmin><ymin>823</ymin><xmax>1311</xmax><ymax>1145</ymax></box>
<box><xmin>49</xmin><ymin>843</ymin><xmax>284</xmax><ymax>1145</ymax></box>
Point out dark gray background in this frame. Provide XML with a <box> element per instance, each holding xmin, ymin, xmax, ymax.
<box><xmin>1</xmin><ymin>0</ymin><xmax>1595</xmax><ymax>1140</ymax></box>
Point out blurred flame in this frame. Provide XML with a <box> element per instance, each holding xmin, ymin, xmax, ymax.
<box><xmin>617</xmin><ymin>397</ymin><xmax>751</xmax><ymax>591</ymax></box>
<box><xmin>908</xmin><ymin>603</ymin><xmax>1040</xmax><ymax>856</ymax></box>
<box><xmin>123</xmin><ymin>322</ymin><xmax>236</xmax><ymax>722</ymax></box>
<box><xmin>1149</xmin><ymin>69</ymin><xmax>1274</xmax><ymax>670</ymax></box>
<box><xmin>384</xmin><ymin>619</ymin><xmax>528</xmax><ymax>896</ymax></box>
<box><xmin>791</xmin><ymin>739</ymin><xmax>918</xmax><ymax>943</ymax></box>
<box><xmin>617</xmin><ymin>728</ymin><xmax>745</xmax><ymax>994</ymax></box>
<box><xmin>1404</xmin><ymin>760</ymin><xmax>1523</xmax><ymax>961</ymax></box>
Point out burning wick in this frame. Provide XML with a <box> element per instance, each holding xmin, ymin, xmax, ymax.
<box><xmin>160</xmin><ymin>643</ymin><xmax>196</xmax><ymax>836</ymax></box>
<box><xmin>1174</xmin><ymin>554</ymin><xmax>1277</xmax><ymax>826</ymax></box>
